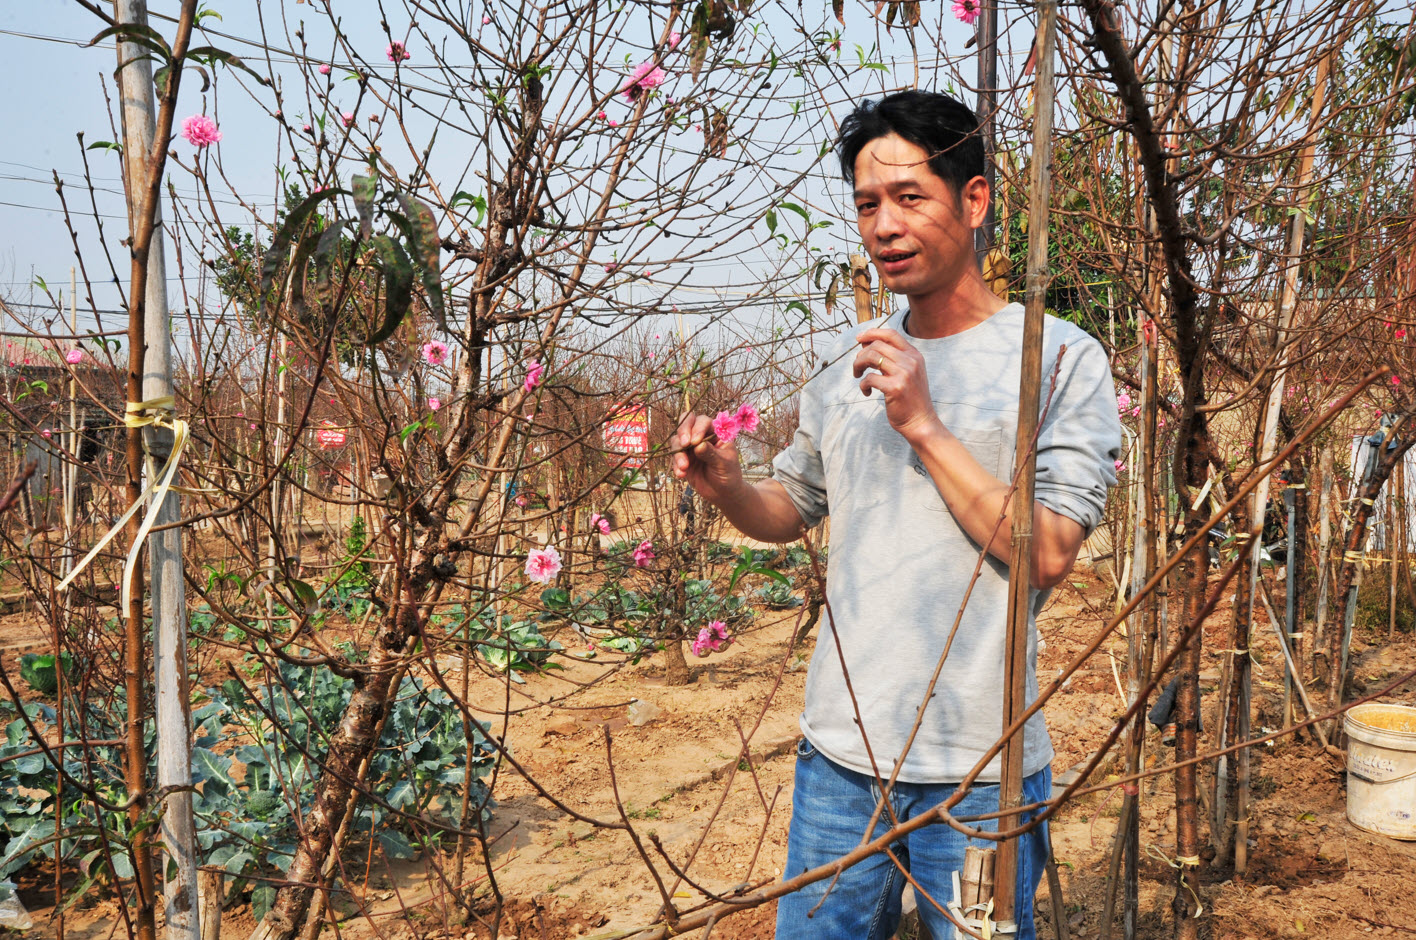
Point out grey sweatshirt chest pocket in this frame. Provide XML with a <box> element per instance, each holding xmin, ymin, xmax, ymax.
<box><xmin>927</xmin><ymin>426</ymin><xmax>1007</xmax><ymax>476</ymax></box>
<box><xmin>910</xmin><ymin>426</ymin><xmax>1009</xmax><ymax>512</ymax></box>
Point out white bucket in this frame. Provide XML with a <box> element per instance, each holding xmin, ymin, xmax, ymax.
<box><xmin>1344</xmin><ymin>703</ymin><xmax>1416</xmax><ymax>840</ymax></box>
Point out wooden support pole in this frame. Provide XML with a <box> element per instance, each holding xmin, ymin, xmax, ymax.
<box><xmin>850</xmin><ymin>253</ymin><xmax>874</xmax><ymax>324</ymax></box>
<box><xmin>114</xmin><ymin>3</ymin><xmax>201</xmax><ymax>939</ymax></box>
<box><xmin>1314</xmin><ymin>445</ymin><xmax>1334</xmax><ymax>654</ymax></box>
<box><xmin>974</xmin><ymin>0</ymin><xmax>999</xmax><ymax>262</ymax></box>
<box><xmin>994</xmin><ymin>0</ymin><xmax>1056</xmax><ymax>929</ymax></box>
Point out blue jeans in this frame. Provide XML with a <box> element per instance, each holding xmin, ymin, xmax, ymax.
<box><xmin>775</xmin><ymin>738</ymin><xmax>1051</xmax><ymax>939</ymax></box>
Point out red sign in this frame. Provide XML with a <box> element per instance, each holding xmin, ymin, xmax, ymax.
<box><xmin>316</xmin><ymin>427</ymin><xmax>347</xmax><ymax>449</ymax></box>
<box><xmin>604</xmin><ymin>404</ymin><xmax>649</xmax><ymax>468</ymax></box>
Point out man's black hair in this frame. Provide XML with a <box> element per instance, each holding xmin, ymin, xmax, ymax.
<box><xmin>837</xmin><ymin>90</ymin><xmax>984</xmax><ymax>193</ymax></box>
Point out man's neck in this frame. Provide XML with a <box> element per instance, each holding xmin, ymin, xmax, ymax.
<box><xmin>900</xmin><ymin>271</ymin><xmax>1008</xmax><ymax>339</ymax></box>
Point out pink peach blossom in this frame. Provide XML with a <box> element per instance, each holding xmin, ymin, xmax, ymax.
<box><xmin>181</xmin><ymin>114</ymin><xmax>222</xmax><ymax>148</ymax></box>
<box><xmin>423</xmin><ymin>340</ymin><xmax>449</xmax><ymax>366</ymax></box>
<box><xmin>524</xmin><ymin>360</ymin><xmax>544</xmax><ymax>391</ymax></box>
<box><xmin>65</xmin><ymin>348</ymin><xmax>84</xmax><ymax>364</ymax></box>
<box><xmin>633</xmin><ymin>539</ymin><xmax>655</xmax><ymax>567</ymax></box>
<box><xmin>735</xmin><ymin>402</ymin><xmax>760</xmax><ymax>433</ymax></box>
<box><xmin>952</xmin><ymin>0</ymin><xmax>980</xmax><ymax>25</ymax></box>
<box><xmin>622</xmin><ymin>61</ymin><xmax>667</xmax><ymax>102</ymax></box>
<box><xmin>386</xmin><ymin>41</ymin><xmax>411</xmax><ymax>62</ymax></box>
<box><xmin>691</xmin><ymin>620</ymin><xmax>732</xmax><ymax>656</ymax></box>
<box><xmin>712</xmin><ymin>410</ymin><xmax>741</xmax><ymax>443</ymax></box>
<box><xmin>319</xmin><ymin>63</ymin><xmax>332</xmax><ymax>75</ymax></box>
<box><xmin>525</xmin><ymin>546</ymin><xmax>562</xmax><ymax>584</ymax></box>
<box><xmin>428</xmin><ymin>397</ymin><xmax>441</xmax><ymax>411</ymax></box>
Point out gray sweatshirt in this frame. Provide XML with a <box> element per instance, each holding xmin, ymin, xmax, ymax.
<box><xmin>771</xmin><ymin>303</ymin><xmax>1122</xmax><ymax>783</ymax></box>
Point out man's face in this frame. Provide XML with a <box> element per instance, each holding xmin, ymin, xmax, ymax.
<box><xmin>852</xmin><ymin>133</ymin><xmax>983</xmax><ymax>300</ymax></box>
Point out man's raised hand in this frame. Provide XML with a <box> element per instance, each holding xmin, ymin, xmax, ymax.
<box><xmin>851</xmin><ymin>327</ymin><xmax>942</xmax><ymax>444</ymax></box>
<box><xmin>671</xmin><ymin>413</ymin><xmax>745</xmax><ymax>504</ymax></box>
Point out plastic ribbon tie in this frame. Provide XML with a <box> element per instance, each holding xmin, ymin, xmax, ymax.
<box><xmin>949</xmin><ymin>870</ymin><xmax>996</xmax><ymax>939</ymax></box>
<box><xmin>1145</xmin><ymin>845</ymin><xmax>1205</xmax><ymax>915</ymax></box>
<box><xmin>56</xmin><ymin>396</ymin><xmax>190</xmax><ymax>619</ymax></box>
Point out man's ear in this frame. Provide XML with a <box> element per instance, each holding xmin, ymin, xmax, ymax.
<box><xmin>960</xmin><ymin>175</ymin><xmax>992</xmax><ymax>228</ymax></box>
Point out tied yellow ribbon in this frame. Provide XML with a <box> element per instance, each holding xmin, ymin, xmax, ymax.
<box><xmin>56</xmin><ymin>396</ymin><xmax>190</xmax><ymax>618</ymax></box>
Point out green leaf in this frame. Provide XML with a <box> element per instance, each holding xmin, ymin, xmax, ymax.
<box><xmin>260</xmin><ymin>188</ymin><xmax>343</xmax><ymax>299</ymax></box>
<box><xmin>394</xmin><ymin>193</ymin><xmax>445</xmax><ymax>329</ymax></box>
<box><xmin>764</xmin><ymin>208</ymin><xmax>777</xmax><ymax>234</ymax></box>
<box><xmin>86</xmin><ymin>140</ymin><xmax>123</xmax><ymax>154</ymax></box>
<box><xmin>222</xmin><ymin>850</ymin><xmax>253</xmax><ymax>875</ymax></box>
<box><xmin>449</xmin><ymin>191</ymin><xmax>487</xmax><ymax>227</ymax></box>
<box><xmin>364</xmin><ymin>235</ymin><xmax>414</xmax><ymax>344</ymax></box>
<box><xmin>89</xmin><ymin>23</ymin><xmax>172</xmax><ymax>59</ymax></box>
<box><xmin>19</xmin><ymin>653</ymin><xmax>58</xmax><ymax>694</ymax></box>
<box><xmin>778</xmin><ymin>201</ymin><xmax>811</xmax><ymax>223</ymax></box>
<box><xmin>287</xmin><ymin>578</ymin><xmax>320</xmax><ymax>615</ymax></box>
<box><xmin>378</xmin><ymin>830</ymin><xmax>416</xmax><ymax>860</ymax></box>
<box><xmin>351</xmin><ymin>174</ymin><xmax>377</xmax><ymax>240</ymax></box>
<box><xmin>191</xmin><ymin>747</ymin><xmax>234</xmax><ymax>791</ymax></box>
<box><xmin>251</xmin><ymin>884</ymin><xmax>277</xmax><ymax>922</ymax></box>
<box><xmin>183</xmin><ymin>46</ymin><xmax>271</xmax><ymax>87</ymax></box>
<box><xmin>386</xmin><ymin>780</ymin><xmax>416</xmax><ymax>810</ymax></box>
<box><xmin>311</xmin><ymin>217</ymin><xmax>351</xmax><ymax>309</ymax></box>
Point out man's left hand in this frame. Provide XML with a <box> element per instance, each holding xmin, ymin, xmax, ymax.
<box><xmin>852</xmin><ymin>328</ymin><xmax>940</xmax><ymax>444</ymax></box>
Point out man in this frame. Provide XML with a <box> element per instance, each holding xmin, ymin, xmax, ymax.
<box><xmin>672</xmin><ymin>90</ymin><xmax>1121</xmax><ymax>939</ymax></box>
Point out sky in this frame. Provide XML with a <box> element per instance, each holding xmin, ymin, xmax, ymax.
<box><xmin>0</xmin><ymin>1</ymin><xmax>1011</xmax><ymax>356</ymax></box>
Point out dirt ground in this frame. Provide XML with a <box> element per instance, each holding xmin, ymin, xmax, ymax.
<box><xmin>4</xmin><ymin>562</ymin><xmax>1416</xmax><ymax>939</ymax></box>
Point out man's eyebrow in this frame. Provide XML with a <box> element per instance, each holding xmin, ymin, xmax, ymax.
<box><xmin>853</xmin><ymin>180</ymin><xmax>924</xmax><ymax>199</ymax></box>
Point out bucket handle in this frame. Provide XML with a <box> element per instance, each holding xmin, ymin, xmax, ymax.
<box><xmin>1350</xmin><ymin>765</ymin><xmax>1416</xmax><ymax>785</ymax></box>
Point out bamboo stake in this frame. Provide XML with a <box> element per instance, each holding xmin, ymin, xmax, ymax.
<box><xmin>849</xmin><ymin>254</ymin><xmax>873</xmax><ymax>324</ymax></box>
<box><xmin>1284</xmin><ymin>486</ymin><xmax>1300</xmax><ymax>725</ymax></box>
<box><xmin>974</xmin><ymin>0</ymin><xmax>1000</xmax><ymax>261</ymax></box>
<box><xmin>64</xmin><ymin>268</ymin><xmax>79</xmax><ymax>570</ymax></box>
<box><xmin>994</xmin><ymin>0</ymin><xmax>1056</xmax><ymax>928</ymax></box>
<box><xmin>1314</xmin><ymin>445</ymin><xmax>1334</xmax><ymax>656</ymax></box>
<box><xmin>1390</xmin><ymin>460</ymin><xmax>1401</xmax><ymax>641</ymax></box>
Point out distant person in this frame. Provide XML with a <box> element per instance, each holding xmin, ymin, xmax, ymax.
<box><xmin>673</xmin><ymin>89</ymin><xmax>1121</xmax><ymax>938</ymax></box>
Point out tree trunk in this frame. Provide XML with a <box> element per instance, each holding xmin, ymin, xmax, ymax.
<box><xmin>1172</xmin><ymin>539</ymin><xmax>1206</xmax><ymax>940</ymax></box>
<box><xmin>663</xmin><ymin>640</ymin><xmax>691</xmax><ymax>686</ymax></box>
<box><xmin>247</xmin><ymin>601</ymin><xmax>416</xmax><ymax>940</ymax></box>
